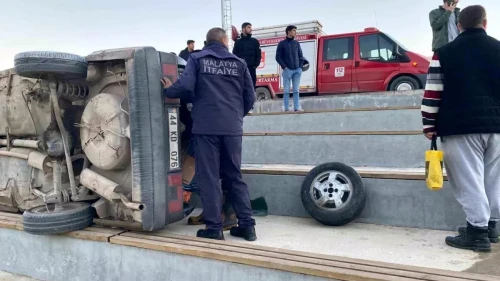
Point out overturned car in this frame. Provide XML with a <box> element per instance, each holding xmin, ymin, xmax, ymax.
<box><xmin>0</xmin><ymin>48</ymin><xmax>188</xmax><ymax>234</ymax></box>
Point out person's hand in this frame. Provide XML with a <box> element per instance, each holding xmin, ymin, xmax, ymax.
<box><xmin>425</xmin><ymin>132</ymin><xmax>436</xmax><ymax>140</ymax></box>
<box><xmin>444</xmin><ymin>1</ymin><xmax>456</xmax><ymax>12</ymax></box>
<box><xmin>161</xmin><ymin>77</ymin><xmax>172</xmax><ymax>89</ymax></box>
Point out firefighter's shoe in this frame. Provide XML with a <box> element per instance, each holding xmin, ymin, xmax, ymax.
<box><xmin>458</xmin><ymin>221</ymin><xmax>499</xmax><ymax>243</ymax></box>
<box><xmin>230</xmin><ymin>226</ymin><xmax>257</xmax><ymax>242</ymax></box>
<box><xmin>188</xmin><ymin>213</ymin><xmax>205</xmax><ymax>225</ymax></box>
<box><xmin>222</xmin><ymin>205</ymin><xmax>238</xmax><ymax>231</ymax></box>
<box><xmin>188</xmin><ymin>209</ymin><xmax>237</xmax><ymax>230</ymax></box>
<box><xmin>196</xmin><ymin>229</ymin><xmax>224</xmax><ymax>240</ymax></box>
<box><xmin>446</xmin><ymin>223</ymin><xmax>491</xmax><ymax>252</ymax></box>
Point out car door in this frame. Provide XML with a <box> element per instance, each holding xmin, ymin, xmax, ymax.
<box><xmin>355</xmin><ymin>33</ymin><xmax>401</xmax><ymax>92</ymax></box>
<box><xmin>318</xmin><ymin>36</ymin><xmax>354</xmax><ymax>94</ymax></box>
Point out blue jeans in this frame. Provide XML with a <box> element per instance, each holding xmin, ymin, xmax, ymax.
<box><xmin>282</xmin><ymin>68</ymin><xmax>302</xmax><ymax>111</ymax></box>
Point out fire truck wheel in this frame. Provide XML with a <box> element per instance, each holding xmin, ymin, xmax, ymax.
<box><xmin>23</xmin><ymin>202</ymin><xmax>95</xmax><ymax>235</ymax></box>
<box><xmin>255</xmin><ymin>87</ymin><xmax>271</xmax><ymax>100</ymax></box>
<box><xmin>388</xmin><ymin>76</ymin><xmax>419</xmax><ymax>92</ymax></box>
<box><xmin>14</xmin><ymin>51</ymin><xmax>88</xmax><ymax>81</ymax></box>
<box><xmin>301</xmin><ymin>162</ymin><xmax>366</xmax><ymax>226</ymax></box>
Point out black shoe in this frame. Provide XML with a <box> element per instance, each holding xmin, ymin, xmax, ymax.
<box><xmin>458</xmin><ymin>221</ymin><xmax>499</xmax><ymax>243</ymax></box>
<box><xmin>447</xmin><ymin>223</ymin><xmax>491</xmax><ymax>252</ymax></box>
<box><xmin>230</xmin><ymin>226</ymin><xmax>257</xmax><ymax>241</ymax></box>
<box><xmin>196</xmin><ymin>229</ymin><xmax>224</xmax><ymax>240</ymax></box>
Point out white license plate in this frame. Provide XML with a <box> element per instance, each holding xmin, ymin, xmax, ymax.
<box><xmin>167</xmin><ymin>108</ymin><xmax>180</xmax><ymax>170</ymax></box>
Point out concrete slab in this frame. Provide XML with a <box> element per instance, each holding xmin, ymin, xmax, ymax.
<box><xmin>252</xmin><ymin>90</ymin><xmax>424</xmax><ymax>113</ymax></box>
<box><xmin>242</xmin><ymin>134</ymin><xmax>428</xmax><ymax>168</ymax></box>
<box><xmin>0</xmin><ymin>228</ymin><xmax>332</xmax><ymax>281</ymax></box>
<box><xmin>244</xmin><ymin>109</ymin><xmax>421</xmax><ymax>133</ymax></box>
<box><xmin>166</xmin><ymin>209</ymin><xmax>498</xmax><ymax>275</ymax></box>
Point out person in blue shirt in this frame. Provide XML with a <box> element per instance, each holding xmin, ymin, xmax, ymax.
<box><xmin>162</xmin><ymin>27</ymin><xmax>257</xmax><ymax>241</ymax></box>
<box><xmin>275</xmin><ymin>25</ymin><xmax>307</xmax><ymax>112</ymax></box>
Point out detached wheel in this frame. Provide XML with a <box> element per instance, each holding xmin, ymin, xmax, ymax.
<box><xmin>301</xmin><ymin>162</ymin><xmax>366</xmax><ymax>226</ymax></box>
<box><xmin>23</xmin><ymin>202</ymin><xmax>95</xmax><ymax>235</ymax></box>
<box><xmin>389</xmin><ymin>76</ymin><xmax>419</xmax><ymax>92</ymax></box>
<box><xmin>256</xmin><ymin>87</ymin><xmax>271</xmax><ymax>100</ymax></box>
<box><xmin>14</xmin><ymin>51</ymin><xmax>88</xmax><ymax>81</ymax></box>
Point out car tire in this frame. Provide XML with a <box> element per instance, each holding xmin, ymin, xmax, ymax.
<box><xmin>255</xmin><ymin>87</ymin><xmax>271</xmax><ymax>100</ymax></box>
<box><xmin>23</xmin><ymin>202</ymin><xmax>95</xmax><ymax>235</ymax></box>
<box><xmin>301</xmin><ymin>162</ymin><xmax>366</xmax><ymax>226</ymax></box>
<box><xmin>389</xmin><ymin>76</ymin><xmax>419</xmax><ymax>92</ymax></box>
<box><xmin>14</xmin><ymin>51</ymin><xmax>88</xmax><ymax>81</ymax></box>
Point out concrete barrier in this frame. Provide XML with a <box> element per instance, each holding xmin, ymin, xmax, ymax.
<box><xmin>243</xmin><ymin>173</ymin><xmax>464</xmax><ymax>231</ymax></box>
<box><xmin>251</xmin><ymin>90</ymin><xmax>423</xmax><ymax>114</ymax></box>
<box><xmin>3</xmin><ymin>223</ymin><xmax>491</xmax><ymax>281</ymax></box>
<box><xmin>0</xmin><ymin>228</ymin><xmax>332</xmax><ymax>281</ymax></box>
<box><xmin>244</xmin><ymin>109</ymin><xmax>421</xmax><ymax>133</ymax></box>
<box><xmin>242</xmin><ymin>134</ymin><xmax>428</xmax><ymax>168</ymax></box>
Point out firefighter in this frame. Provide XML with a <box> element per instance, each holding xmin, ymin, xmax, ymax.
<box><xmin>162</xmin><ymin>27</ymin><xmax>257</xmax><ymax>241</ymax></box>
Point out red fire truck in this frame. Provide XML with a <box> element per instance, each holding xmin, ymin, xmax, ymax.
<box><xmin>252</xmin><ymin>21</ymin><xmax>430</xmax><ymax>100</ymax></box>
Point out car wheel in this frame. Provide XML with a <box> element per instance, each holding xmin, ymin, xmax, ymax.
<box><xmin>301</xmin><ymin>162</ymin><xmax>366</xmax><ymax>226</ymax></box>
<box><xmin>14</xmin><ymin>51</ymin><xmax>88</xmax><ymax>81</ymax></box>
<box><xmin>255</xmin><ymin>87</ymin><xmax>271</xmax><ymax>101</ymax></box>
<box><xmin>389</xmin><ymin>76</ymin><xmax>419</xmax><ymax>92</ymax></box>
<box><xmin>23</xmin><ymin>202</ymin><xmax>95</xmax><ymax>235</ymax></box>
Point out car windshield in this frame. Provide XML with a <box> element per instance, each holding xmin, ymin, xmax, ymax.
<box><xmin>382</xmin><ymin>32</ymin><xmax>409</xmax><ymax>51</ymax></box>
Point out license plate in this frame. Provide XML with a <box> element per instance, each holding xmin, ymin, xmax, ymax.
<box><xmin>168</xmin><ymin>108</ymin><xmax>180</xmax><ymax>170</ymax></box>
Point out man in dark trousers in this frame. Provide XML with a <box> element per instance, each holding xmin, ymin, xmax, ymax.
<box><xmin>421</xmin><ymin>5</ymin><xmax>500</xmax><ymax>252</ymax></box>
<box><xmin>179</xmin><ymin>40</ymin><xmax>195</xmax><ymax>61</ymax></box>
<box><xmin>162</xmin><ymin>27</ymin><xmax>257</xmax><ymax>241</ymax></box>
<box><xmin>233</xmin><ymin>22</ymin><xmax>261</xmax><ymax>87</ymax></box>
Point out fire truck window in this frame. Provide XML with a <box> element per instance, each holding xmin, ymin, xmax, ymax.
<box><xmin>323</xmin><ymin>37</ymin><xmax>353</xmax><ymax>61</ymax></box>
<box><xmin>359</xmin><ymin>34</ymin><xmax>395</xmax><ymax>62</ymax></box>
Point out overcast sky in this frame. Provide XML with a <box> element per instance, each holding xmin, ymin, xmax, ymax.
<box><xmin>1</xmin><ymin>0</ymin><xmax>499</xmax><ymax>70</ymax></box>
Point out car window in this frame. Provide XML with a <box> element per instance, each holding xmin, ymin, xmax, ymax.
<box><xmin>323</xmin><ymin>37</ymin><xmax>354</xmax><ymax>61</ymax></box>
<box><xmin>359</xmin><ymin>34</ymin><xmax>396</xmax><ymax>62</ymax></box>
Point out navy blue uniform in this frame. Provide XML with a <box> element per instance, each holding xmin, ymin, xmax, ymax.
<box><xmin>164</xmin><ymin>41</ymin><xmax>256</xmax><ymax>231</ymax></box>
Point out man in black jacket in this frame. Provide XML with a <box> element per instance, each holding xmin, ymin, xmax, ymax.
<box><xmin>421</xmin><ymin>5</ymin><xmax>500</xmax><ymax>252</ymax></box>
<box><xmin>179</xmin><ymin>40</ymin><xmax>195</xmax><ymax>62</ymax></box>
<box><xmin>233</xmin><ymin>22</ymin><xmax>261</xmax><ymax>86</ymax></box>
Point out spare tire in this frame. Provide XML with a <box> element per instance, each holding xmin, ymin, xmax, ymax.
<box><xmin>301</xmin><ymin>162</ymin><xmax>366</xmax><ymax>226</ymax></box>
<box><xmin>14</xmin><ymin>51</ymin><xmax>88</xmax><ymax>81</ymax></box>
<box><xmin>23</xmin><ymin>202</ymin><xmax>95</xmax><ymax>235</ymax></box>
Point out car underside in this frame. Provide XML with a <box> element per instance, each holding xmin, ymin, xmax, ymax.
<box><xmin>0</xmin><ymin>47</ymin><xmax>187</xmax><ymax>234</ymax></box>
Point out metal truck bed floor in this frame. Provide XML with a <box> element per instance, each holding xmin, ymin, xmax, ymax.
<box><xmin>0</xmin><ymin>212</ymin><xmax>498</xmax><ymax>281</ymax></box>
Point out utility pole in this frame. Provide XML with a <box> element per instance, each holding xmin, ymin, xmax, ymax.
<box><xmin>221</xmin><ymin>0</ymin><xmax>233</xmax><ymax>51</ymax></box>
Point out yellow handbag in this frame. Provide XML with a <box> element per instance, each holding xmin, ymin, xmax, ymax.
<box><xmin>425</xmin><ymin>135</ymin><xmax>444</xmax><ymax>190</ymax></box>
